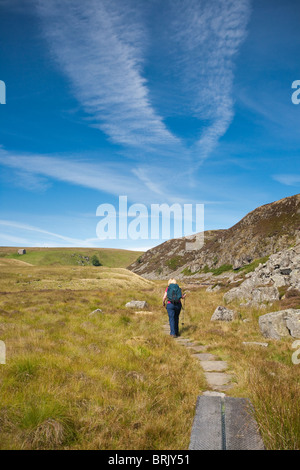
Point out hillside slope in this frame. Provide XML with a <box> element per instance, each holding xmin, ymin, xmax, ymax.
<box><xmin>0</xmin><ymin>247</ymin><xmax>142</xmax><ymax>269</ymax></box>
<box><xmin>128</xmin><ymin>194</ymin><xmax>300</xmax><ymax>280</ymax></box>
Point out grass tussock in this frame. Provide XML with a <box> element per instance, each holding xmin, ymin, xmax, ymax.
<box><xmin>247</xmin><ymin>360</ymin><xmax>300</xmax><ymax>450</ymax></box>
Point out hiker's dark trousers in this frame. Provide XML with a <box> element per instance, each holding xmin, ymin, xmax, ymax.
<box><xmin>166</xmin><ymin>302</ymin><xmax>181</xmax><ymax>336</ymax></box>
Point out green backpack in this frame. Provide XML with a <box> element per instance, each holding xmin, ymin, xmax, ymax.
<box><xmin>167</xmin><ymin>284</ymin><xmax>182</xmax><ymax>304</ymax></box>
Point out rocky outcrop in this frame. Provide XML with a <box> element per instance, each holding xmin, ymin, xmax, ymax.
<box><xmin>224</xmin><ymin>285</ymin><xmax>280</xmax><ymax>305</ymax></box>
<box><xmin>223</xmin><ymin>241</ymin><xmax>300</xmax><ymax>305</ymax></box>
<box><xmin>128</xmin><ymin>194</ymin><xmax>300</xmax><ymax>280</ymax></box>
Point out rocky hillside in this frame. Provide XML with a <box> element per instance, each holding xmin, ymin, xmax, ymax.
<box><xmin>128</xmin><ymin>194</ymin><xmax>300</xmax><ymax>280</ymax></box>
<box><xmin>224</xmin><ymin>240</ymin><xmax>300</xmax><ymax>306</ymax></box>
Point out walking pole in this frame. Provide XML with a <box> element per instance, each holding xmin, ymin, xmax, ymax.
<box><xmin>181</xmin><ymin>296</ymin><xmax>185</xmax><ymax>326</ymax></box>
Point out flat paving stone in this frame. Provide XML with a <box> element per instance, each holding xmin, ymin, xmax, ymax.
<box><xmin>200</xmin><ymin>360</ymin><xmax>228</xmax><ymax>372</ymax></box>
<box><xmin>193</xmin><ymin>353</ymin><xmax>217</xmax><ymax>361</ymax></box>
<box><xmin>186</xmin><ymin>345</ymin><xmax>207</xmax><ymax>352</ymax></box>
<box><xmin>176</xmin><ymin>339</ymin><xmax>197</xmax><ymax>348</ymax></box>
<box><xmin>205</xmin><ymin>372</ymin><xmax>233</xmax><ymax>390</ymax></box>
<box><xmin>202</xmin><ymin>390</ymin><xmax>226</xmax><ymax>398</ymax></box>
<box><xmin>242</xmin><ymin>341</ymin><xmax>268</xmax><ymax>348</ymax></box>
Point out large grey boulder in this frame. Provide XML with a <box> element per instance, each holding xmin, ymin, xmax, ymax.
<box><xmin>224</xmin><ymin>285</ymin><xmax>279</xmax><ymax>305</ymax></box>
<box><xmin>259</xmin><ymin>309</ymin><xmax>300</xmax><ymax>340</ymax></box>
<box><xmin>125</xmin><ymin>300</ymin><xmax>149</xmax><ymax>309</ymax></box>
<box><xmin>211</xmin><ymin>306</ymin><xmax>236</xmax><ymax>322</ymax></box>
<box><xmin>251</xmin><ymin>286</ymin><xmax>280</xmax><ymax>303</ymax></box>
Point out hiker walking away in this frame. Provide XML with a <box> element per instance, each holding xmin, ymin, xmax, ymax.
<box><xmin>163</xmin><ymin>278</ymin><xmax>186</xmax><ymax>337</ymax></box>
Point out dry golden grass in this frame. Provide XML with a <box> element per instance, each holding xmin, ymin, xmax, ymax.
<box><xmin>0</xmin><ymin>264</ymin><xmax>205</xmax><ymax>450</ymax></box>
<box><xmin>0</xmin><ymin>258</ymin><xmax>33</xmax><ymax>267</ymax></box>
<box><xmin>0</xmin><ymin>262</ymin><xmax>299</xmax><ymax>450</ymax></box>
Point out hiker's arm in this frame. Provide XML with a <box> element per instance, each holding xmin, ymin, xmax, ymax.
<box><xmin>162</xmin><ymin>291</ymin><xmax>167</xmax><ymax>306</ymax></box>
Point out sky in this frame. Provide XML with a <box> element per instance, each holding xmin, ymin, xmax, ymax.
<box><xmin>0</xmin><ymin>0</ymin><xmax>300</xmax><ymax>251</ymax></box>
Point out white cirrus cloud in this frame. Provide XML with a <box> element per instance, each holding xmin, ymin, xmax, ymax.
<box><xmin>0</xmin><ymin>147</ymin><xmax>181</xmax><ymax>204</ymax></box>
<box><xmin>165</xmin><ymin>0</ymin><xmax>252</xmax><ymax>164</ymax></box>
<box><xmin>273</xmin><ymin>174</ymin><xmax>300</xmax><ymax>186</ymax></box>
<box><xmin>34</xmin><ymin>0</ymin><xmax>251</xmax><ymax>166</ymax></box>
<box><xmin>0</xmin><ymin>219</ymin><xmax>96</xmax><ymax>246</ymax></box>
<box><xmin>35</xmin><ymin>0</ymin><xmax>179</xmax><ymax>150</ymax></box>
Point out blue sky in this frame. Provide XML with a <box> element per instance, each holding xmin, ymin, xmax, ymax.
<box><xmin>0</xmin><ymin>0</ymin><xmax>300</xmax><ymax>251</ymax></box>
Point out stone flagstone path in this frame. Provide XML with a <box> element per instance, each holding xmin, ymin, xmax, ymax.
<box><xmin>163</xmin><ymin>323</ymin><xmax>234</xmax><ymax>395</ymax></box>
<box><xmin>162</xmin><ymin>323</ymin><xmax>265</xmax><ymax>449</ymax></box>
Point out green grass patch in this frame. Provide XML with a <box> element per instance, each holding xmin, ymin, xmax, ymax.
<box><xmin>235</xmin><ymin>256</ymin><xmax>270</xmax><ymax>274</ymax></box>
<box><xmin>211</xmin><ymin>264</ymin><xmax>233</xmax><ymax>276</ymax></box>
<box><xmin>199</xmin><ymin>264</ymin><xmax>233</xmax><ymax>276</ymax></box>
<box><xmin>4</xmin><ymin>247</ymin><xmax>143</xmax><ymax>268</ymax></box>
<box><xmin>165</xmin><ymin>256</ymin><xmax>185</xmax><ymax>271</ymax></box>
<box><xmin>181</xmin><ymin>268</ymin><xmax>193</xmax><ymax>276</ymax></box>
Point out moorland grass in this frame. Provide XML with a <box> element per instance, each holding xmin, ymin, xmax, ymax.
<box><xmin>0</xmin><ymin>263</ymin><xmax>205</xmax><ymax>450</ymax></box>
<box><xmin>0</xmin><ymin>260</ymin><xmax>299</xmax><ymax>449</ymax></box>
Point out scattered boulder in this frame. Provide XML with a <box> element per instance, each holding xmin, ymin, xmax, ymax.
<box><xmin>125</xmin><ymin>300</ymin><xmax>148</xmax><ymax>309</ymax></box>
<box><xmin>259</xmin><ymin>309</ymin><xmax>300</xmax><ymax>340</ymax></box>
<box><xmin>88</xmin><ymin>308</ymin><xmax>103</xmax><ymax>317</ymax></box>
<box><xmin>286</xmin><ymin>312</ymin><xmax>300</xmax><ymax>338</ymax></box>
<box><xmin>211</xmin><ymin>305</ymin><xmax>237</xmax><ymax>322</ymax></box>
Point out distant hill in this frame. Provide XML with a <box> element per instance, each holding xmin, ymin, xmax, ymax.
<box><xmin>128</xmin><ymin>194</ymin><xmax>300</xmax><ymax>280</ymax></box>
<box><xmin>0</xmin><ymin>247</ymin><xmax>143</xmax><ymax>269</ymax></box>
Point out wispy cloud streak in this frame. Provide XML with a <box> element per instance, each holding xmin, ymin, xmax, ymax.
<box><xmin>165</xmin><ymin>0</ymin><xmax>251</xmax><ymax>163</ymax></box>
<box><xmin>273</xmin><ymin>174</ymin><xmax>300</xmax><ymax>186</ymax></box>
<box><xmin>35</xmin><ymin>0</ymin><xmax>250</xmax><ymax>164</ymax></box>
<box><xmin>5</xmin><ymin>0</ymin><xmax>252</xmax><ymax>204</ymax></box>
<box><xmin>35</xmin><ymin>0</ymin><xmax>179</xmax><ymax>149</ymax></box>
<box><xmin>0</xmin><ymin>148</ymin><xmax>141</xmax><ymax>199</ymax></box>
<box><xmin>0</xmin><ymin>219</ymin><xmax>100</xmax><ymax>247</ymax></box>
<box><xmin>0</xmin><ymin>147</ymin><xmax>180</xmax><ymax>204</ymax></box>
